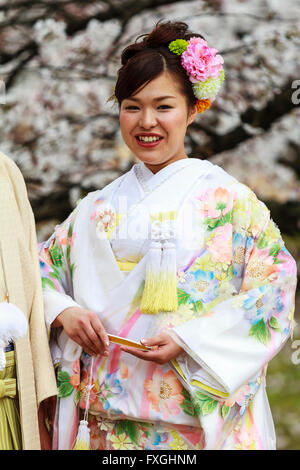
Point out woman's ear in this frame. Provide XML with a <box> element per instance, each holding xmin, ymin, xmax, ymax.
<box><xmin>187</xmin><ymin>103</ymin><xmax>198</xmax><ymax>126</ymax></box>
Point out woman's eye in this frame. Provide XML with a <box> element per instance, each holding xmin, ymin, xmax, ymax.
<box><xmin>125</xmin><ymin>106</ymin><xmax>139</xmax><ymax>110</ymax></box>
<box><xmin>158</xmin><ymin>105</ymin><xmax>172</xmax><ymax>109</ymax></box>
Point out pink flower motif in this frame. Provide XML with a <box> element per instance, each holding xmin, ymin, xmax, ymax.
<box><xmin>181</xmin><ymin>37</ymin><xmax>224</xmax><ymax>83</ymax></box>
<box><xmin>241</xmin><ymin>246</ymin><xmax>279</xmax><ymax>291</ymax></box>
<box><xmin>198</xmin><ymin>187</ymin><xmax>235</xmax><ymax>220</ymax></box>
<box><xmin>55</xmin><ymin>224</ymin><xmax>68</xmax><ymax>245</ymax></box>
<box><xmin>55</xmin><ymin>222</ymin><xmax>76</xmax><ymax>247</ymax></box>
<box><xmin>224</xmin><ymin>383</ymin><xmax>250</xmax><ymax>408</ymax></box>
<box><xmin>276</xmin><ymin>249</ymin><xmax>297</xmax><ymax>277</ymax></box>
<box><xmin>206</xmin><ymin>222</ymin><xmax>232</xmax><ymax>264</ymax></box>
<box><xmin>145</xmin><ymin>369</ymin><xmax>184</xmax><ymax>420</ymax></box>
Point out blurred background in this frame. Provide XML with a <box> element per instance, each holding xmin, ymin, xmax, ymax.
<box><xmin>0</xmin><ymin>0</ymin><xmax>299</xmax><ymax>449</ymax></box>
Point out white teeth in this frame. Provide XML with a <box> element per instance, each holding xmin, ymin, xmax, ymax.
<box><xmin>138</xmin><ymin>136</ymin><xmax>160</xmax><ymax>142</ymax></box>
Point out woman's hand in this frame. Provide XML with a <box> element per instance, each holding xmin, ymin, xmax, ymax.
<box><xmin>120</xmin><ymin>333</ymin><xmax>183</xmax><ymax>364</ymax></box>
<box><xmin>53</xmin><ymin>306</ymin><xmax>109</xmax><ymax>357</ymax></box>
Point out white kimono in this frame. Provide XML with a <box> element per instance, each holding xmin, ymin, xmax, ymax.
<box><xmin>39</xmin><ymin>158</ymin><xmax>297</xmax><ymax>450</ymax></box>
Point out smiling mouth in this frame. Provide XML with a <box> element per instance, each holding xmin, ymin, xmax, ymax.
<box><xmin>135</xmin><ymin>135</ymin><xmax>163</xmax><ymax>147</ymax></box>
<box><xmin>136</xmin><ymin>135</ymin><xmax>162</xmax><ymax>142</ymax></box>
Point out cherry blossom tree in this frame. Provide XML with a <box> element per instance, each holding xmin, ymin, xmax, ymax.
<box><xmin>0</xmin><ymin>0</ymin><xmax>299</xmax><ymax>238</ymax></box>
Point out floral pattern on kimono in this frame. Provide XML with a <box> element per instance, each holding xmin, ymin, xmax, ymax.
<box><xmin>39</xmin><ymin>159</ymin><xmax>297</xmax><ymax>450</ymax></box>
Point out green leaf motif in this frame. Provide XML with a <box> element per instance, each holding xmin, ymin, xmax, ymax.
<box><xmin>49</xmin><ymin>244</ymin><xmax>63</xmax><ymax>267</ymax></box>
<box><xmin>221</xmin><ymin>404</ymin><xmax>230</xmax><ymax>420</ymax></box>
<box><xmin>202</xmin><ymin>399</ymin><xmax>218</xmax><ymax>416</ymax></box>
<box><xmin>138</xmin><ymin>421</ymin><xmax>152</xmax><ymax>439</ymax></box>
<box><xmin>41</xmin><ymin>277</ymin><xmax>57</xmax><ymax>290</ymax></box>
<box><xmin>269</xmin><ymin>242</ymin><xmax>281</xmax><ymax>258</ymax></box>
<box><xmin>68</xmin><ymin>223</ymin><xmax>73</xmax><ymax>239</ymax></box>
<box><xmin>222</xmin><ymin>210</ymin><xmax>233</xmax><ymax>225</ymax></box>
<box><xmin>115</xmin><ymin>420</ymin><xmax>140</xmax><ymax>446</ymax></box>
<box><xmin>227</xmin><ymin>264</ymin><xmax>233</xmax><ymax>280</ymax></box>
<box><xmin>269</xmin><ymin>316</ymin><xmax>281</xmax><ymax>331</ymax></box>
<box><xmin>193</xmin><ymin>300</ymin><xmax>204</xmax><ymax>313</ymax></box>
<box><xmin>192</xmin><ymin>391</ymin><xmax>218</xmax><ymax>417</ymax></box>
<box><xmin>177</xmin><ymin>288</ymin><xmax>190</xmax><ymax>306</ymax></box>
<box><xmin>206</xmin><ymin>210</ymin><xmax>233</xmax><ymax>231</ymax></box>
<box><xmin>70</xmin><ymin>263</ymin><xmax>76</xmax><ymax>280</ymax></box>
<box><xmin>206</xmin><ymin>218</ymin><xmax>220</xmax><ymax>231</ymax></box>
<box><xmin>49</xmin><ymin>266</ymin><xmax>61</xmax><ymax>280</ymax></box>
<box><xmin>180</xmin><ymin>388</ymin><xmax>195</xmax><ymax>417</ymax></box>
<box><xmin>57</xmin><ymin>370</ymin><xmax>74</xmax><ymax>398</ymax></box>
<box><xmin>58</xmin><ymin>382</ymin><xmax>74</xmax><ymax>398</ymax></box>
<box><xmin>249</xmin><ymin>319</ymin><xmax>271</xmax><ymax>344</ymax></box>
<box><xmin>257</xmin><ymin>232</ymin><xmax>268</xmax><ymax>249</ymax></box>
<box><xmin>57</xmin><ymin>371</ymin><xmax>71</xmax><ymax>382</ymax></box>
<box><xmin>66</xmin><ymin>245</ymin><xmax>71</xmax><ymax>263</ymax></box>
<box><xmin>74</xmin><ymin>389</ymin><xmax>80</xmax><ymax>406</ymax></box>
<box><xmin>216</xmin><ymin>202</ymin><xmax>227</xmax><ymax>212</ymax></box>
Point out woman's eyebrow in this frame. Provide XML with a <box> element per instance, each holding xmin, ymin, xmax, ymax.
<box><xmin>154</xmin><ymin>96</ymin><xmax>176</xmax><ymax>101</ymax></box>
<box><xmin>125</xmin><ymin>95</ymin><xmax>176</xmax><ymax>102</ymax></box>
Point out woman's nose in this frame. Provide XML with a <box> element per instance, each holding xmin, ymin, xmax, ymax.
<box><xmin>139</xmin><ymin>109</ymin><xmax>157</xmax><ymax>129</ymax></box>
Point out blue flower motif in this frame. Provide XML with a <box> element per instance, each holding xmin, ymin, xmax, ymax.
<box><xmin>283</xmin><ymin>327</ymin><xmax>290</xmax><ymax>337</ymax></box>
<box><xmin>233</xmin><ymin>232</ymin><xmax>244</xmax><ymax>248</ymax></box>
<box><xmin>183</xmin><ymin>269</ymin><xmax>219</xmax><ymax>303</ymax></box>
<box><xmin>99</xmin><ymin>371</ymin><xmax>124</xmax><ymax>410</ymax></box>
<box><xmin>233</xmin><ymin>232</ymin><xmax>247</xmax><ymax>277</ymax></box>
<box><xmin>245</xmin><ymin>236</ymin><xmax>255</xmax><ymax>251</ymax></box>
<box><xmin>244</xmin><ymin>285</ymin><xmax>273</xmax><ymax>325</ymax></box>
<box><xmin>275</xmin><ymin>291</ymin><xmax>284</xmax><ymax>313</ymax></box>
<box><xmin>150</xmin><ymin>431</ymin><xmax>162</xmax><ymax>446</ymax></box>
<box><xmin>238</xmin><ymin>380</ymin><xmax>261</xmax><ymax>415</ymax></box>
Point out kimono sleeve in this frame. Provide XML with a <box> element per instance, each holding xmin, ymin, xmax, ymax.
<box><xmin>39</xmin><ymin>210</ymin><xmax>81</xmax><ymax>331</ymax></box>
<box><xmin>170</xmin><ymin>189</ymin><xmax>297</xmax><ymax>399</ymax></box>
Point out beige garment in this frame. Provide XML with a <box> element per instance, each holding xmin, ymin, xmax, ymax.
<box><xmin>0</xmin><ymin>151</ymin><xmax>57</xmax><ymax>449</ymax></box>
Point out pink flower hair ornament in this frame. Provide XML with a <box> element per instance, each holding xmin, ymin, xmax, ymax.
<box><xmin>169</xmin><ymin>37</ymin><xmax>225</xmax><ymax>113</ymax></box>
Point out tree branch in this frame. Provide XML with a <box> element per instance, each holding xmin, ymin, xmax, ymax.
<box><xmin>189</xmin><ymin>80</ymin><xmax>298</xmax><ymax>158</ymax></box>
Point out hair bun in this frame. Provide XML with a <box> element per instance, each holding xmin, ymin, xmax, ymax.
<box><xmin>145</xmin><ymin>21</ymin><xmax>190</xmax><ymax>48</ymax></box>
<box><xmin>120</xmin><ymin>21</ymin><xmax>203</xmax><ymax>66</ymax></box>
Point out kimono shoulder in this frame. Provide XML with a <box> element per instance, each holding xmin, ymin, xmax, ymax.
<box><xmin>74</xmin><ymin>171</ymin><xmax>128</xmax><ymax>215</ymax></box>
<box><xmin>202</xmin><ymin>163</ymin><xmax>272</xmax><ymax>236</ymax></box>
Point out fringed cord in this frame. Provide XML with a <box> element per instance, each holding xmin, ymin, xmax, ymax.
<box><xmin>73</xmin><ymin>356</ymin><xmax>94</xmax><ymax>450</ymax></box>
<box><xmin>84</xmin><ymin>355</ymin><xmax>94</xmax><ymax>422</ymax></box>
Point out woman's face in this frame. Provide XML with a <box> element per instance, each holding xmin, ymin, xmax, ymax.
<box><xmin>119</xmin><ymin>71</ymin><xmax>198</xmax><ymax>174</ymax></box>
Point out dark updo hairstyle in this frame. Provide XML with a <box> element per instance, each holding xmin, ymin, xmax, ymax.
<box><xmin>114</xmin><ymin>21</ymin><xmax>205</xmax><ymax>109</ymax></box>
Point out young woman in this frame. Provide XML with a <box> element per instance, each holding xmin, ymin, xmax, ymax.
<box><xmin>39</xmin><ymin>21</ymin><xmax>297</xmax><ymax>450</ymax></box>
